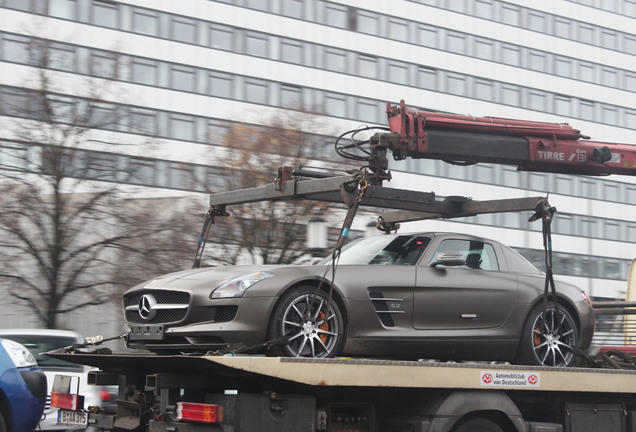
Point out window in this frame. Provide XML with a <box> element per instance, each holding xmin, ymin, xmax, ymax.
<box><xmin>48</xmin><ymin>43</ymin><xmax>75</xmax><ymax>72</ymax></box>
<box><xmin>580</xmin><ymin>179</ymin><xmax>597</xmax><ymax>198</ymax></box>
<box><xmin>554</xmin><ymin>57</ymin><xmax>571</xmax><ymax>77</ymax></box>
<box><xmin>281</xmin><ymin>0</ymin><xmax>303</xmax><ymax>19</ymax></box>
<box><xmin>474</xmin><ymin>164</ymin><xmax>494</xmax><ymax>182</ymax></box>
<box><xmin>129</xmin><ymin>159</ymin><xmax>155</xmax><ymax>186</ymax></box>
<box><xmin>555</xmin><ymin>175</ymin><xmax>574</xmax><ymax>195</ymax></box>
<box><xmin>417</xmin><ymin>67</ymin><xmax>436</xmax><ymax>89</ymax></box>
<box><xmin>280</xmin><ymin>85</ymin><xmax>302</xmax><ymax>108</ymax></box>
<box><xmin>626</xmin><ymin>73</ymin><xmax>636</xmax><ymax>92</ymax></box>
<box><xmin>474</xmin><ymin>0</ymin><xmax>493</xmax><ymax>19</ymax></box>
<box><xmin>554</xmin><ymin>95</ymin><xmax>571</xmax><ymax>116</ymax></box>
<box><xmin>501</xmin><ymin>167</ymin><xmax>521</xmax><ymax>187</ymax></box>
<box><xmin>169</xmin><ymin>115</ymin><xmax>195</xmax><ymax>141</ymax></box>
<box><xmin>388</xmin><ymin>62</ymin><xmax>408</xmax><ymax>85</ymax></box>
<box><xmin>554</xmin><ymin>213</ymin><xmax>574</xmax><ymax>235</ymax></box>
<box><xmin>132</xmin><ymin>9</ymin><xmax>159</xmax><ymax>36</ymax></box>
<box><xmin>626</xmin><ymin>36</ymin><xmax>636</xmax><ymax>56</ymax></box>
<box><xmin>357</xmin><ymin>54</ymin><xmax>377</xmax><ymax>79</ymax></box>
<box><xmin>580</xmin><ymin>218</ymin><xmax>598</xmax><ymax>238</ymax></box>
<box><xmin>500</xmin><ymin>5</ymin><xmax>520</xmax><ymax>25</ymax></box>
<box><xmin>628</xmin><ymin>186</ymin><xmax>636</xmax><ymax>204</ymax></box>
<box><xmin>49</xmin><ymin>0</ymin><xmax>77</xmax><ymax>20</ymax></box>
<box><xmin>245</xmin><ymin>32</ymin><xmax>268</xmax><ymax>57</ymax></box>
<box><xmin>210</xmin><ymin>24</ymin><xmax>233</xmax><ymax>50</ymax></box>
<box><xmin>626</xmin><ymin>110</ymin><xmax>636</xmax><ymax>129</ymax></box>
<box><xmin>447</xmin><ymin>32</ymin><xmax>466</xmax><ymax>54</ymax></box>
<box><xmin>206</xmin><ymin>119</ymin><xmax>229</xmax><ymax>144</ymax></box>
<box><xmin>431</xmin><ymin>239</ymin><xmax>499</xmax><ymax>271</ymax></box>
<box><xmin>356</xmin><ymin>99</ymin><xmax>377</xmax><ymax>123</ymax></box>
<box><xmin>91</xmin><ymin>103</ymin><xmax>119</xmax><ymax>130</ymax></box>
<box><xmin>417</xmin><ymin>25</ymin><xmax>437</xmax><ymax>48</ymax></box>
<box><xmin>577</xmin><ymin>24</ymin><xmax>595</xmax><ymax>44</ymax></box>
<box><xmin>502</xmin><ymin>86</ymin><xmax>520</xmax><ymax>106</ymax></box>
<box><xmin>604</xmin><ymin>222</ymin><xmax>620</xmax><ymax>241</ymax></box>
<box><xmin>91</xmin><ymin>1</ymin><xmax>118</xmax><ymax>29</ymax></box>
<box><xmin>501</xmin><ymin>45</ymin><xmax>520</xmax><ymax>66</ymax></box>
<box><xmin>172</xmin><ymin>17</ymin><xmax>196</xmax><ymax>44</ymax></box>
<box><xmin>500</xmin><ymin>212</ymin><xmax>521</xmax><ymax>229</ymax></box>
<box><xmin>601</xmin><ymin>68</ymin><xmax>617</xmax><ymax>87</ymax></box>
<box><xmin>529</xmin><ymin>91</ymin><xmax>546</xmax><ymax>111</ymax></box>
<box><xmin>578</xmin><ymin>62</ymin><xmax>594</xmax><ymax>82</ymax></box>
<box><xmin>209</xmin><ymin>73</ymin><xmax>232</xmax><ymax>98</ymax></box>
<box><xmin>474</xmin><ymin>80</ymin><xmax>493</xmax><ymax>100</ymax></box>
<box><xmin>602</xmin><ymin>106</ymin><xmax>618</xmax><ymax>125</ymax></box>
<box><xmin>244</xmin><ymin>79</ymin><xmax>268</xmax><ymax>104</ymax></box>
<box><xmin>554</xmin><ymin>19</ymin><xmax>570</xmax><ymax>38</ymax></box>
<box><xmin>528</xmin><ymin>51</ymin><xmax>547</xmax><ymax>72</ymax></box>
<box><xmin>48</xmin><ymin>96</ymin><xmax>74</xmax><ymax>123</ymax></box>
<box><xmin>90</xmin><ymin>52</ymin><xmax>118</xmax><ymax>78</ymax></box>
<box><xmin>131</xmin><ymin>60</ymin><xmax>157</xmax><ymax>85</ymax></box>
<box><xmin>0</xmin><ymin>143</ymin><xmax>28</xmax><ymax>170</ymax></box>
<box><xmin>171</xmin><ymin>66</ymin><xmax>196</xmax><ymax>92</ymax></box>
<box><xmin>388</xmin><ymin>18</ymin><xmax>408</xmax><ymax>40</ymax></box>
<box><xmin>357</xmin><ymin>11</ymin><xmax>378</xmax><ymax>36</ymax></box>
<box><xmin>447</xmin><ymin>74</ymin><xmax>466</xmax><ymax>95</ymax></box>
<box><xmin>601</xmin><ymin>30</ymin><xmax>617</xmax><ymax>50</ymax></box>
<box><xmin>325</xmin><ymin>93</ymin><xmax>346</xmax><ymax>117</ymax></box>
<box><xmin>245</xmin><ymin>0</ymin><xmax>269</xmax><ymax>11</ymax></box>
<box><xmin>579</xmin><ymin>100</ymin><xmax>595</xmax><ymax>120</ymax></box>
<box><xmin>1</xmin><ymin>35</ymin><xmax>31</xmax><ymax>64</ymax></box>
<box><xmin>528</xmin><ymin>12</ymin><xmax>546</xmax><ymax>32</ymax></box>
<box><xmin>325</xmin><ymin>49</ymin><xmax>347</xmax><ymax>73</ymax></box>
<box><xmin>169</xmin><ymin>163</ymin><xmax>194</xmax><ymax>190</ymax></box>
<box><xmin>528</xmin><ymin>172</ymin><xmax>548</xmax><ymax>191</ymax></box>
<box><xmin>474</xmin><ymin>39</ymin><xmax>493</xmax><ymax>60</ymax></box>
<box><xmin>603</xmin><ymin>182</ymin><xmax>619</xmax><ymax>201</ymax></box>
<box><xmin>281</xmin><ymin>39</ymin><xmax>302</xmax><ymax>63</ymax></box>
<box><xmin>325</xmin><ymin>3</ymin><xmax>348</xmax><ymax>29</ymax></box>
<box><xmin>130</xmin><ymin>109</ymin><xmax>157</xmax><ymax>135</ymax></box>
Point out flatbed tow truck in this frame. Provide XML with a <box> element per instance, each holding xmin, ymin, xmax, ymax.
<box><xmin>47</xmin><ymin>102</ymin><xmax>636</xmax><ymax>432</ymax></box>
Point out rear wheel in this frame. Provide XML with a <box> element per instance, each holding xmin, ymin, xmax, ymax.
<box><xmin>453</xmin><ymin>418</ymin><xmax>504</xmax><ymax>432</ymax></box>
<box><xmin>267</xmin><ymin>286</ymin><xmax>344</xmax><ymax>358</ymax></box>
<box><xmin>516</xmin><ymin>303</ymin><xmax>578</xmax><ymax>367</ymax></box>
<box><xmin>0</xmin><ymin>410</ymin><xmax>7</xmax><ymax>432</ymax></box>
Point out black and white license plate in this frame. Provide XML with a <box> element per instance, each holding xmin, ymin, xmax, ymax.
<box><xmin>57</xmin><ymin>409</ymin><xmax>88</xmax><ymax>427</ymax></box>
<box><xmin>128</xmin><ymin>325</ymin><xmax>165</xmax><ymax>340</ymax></box>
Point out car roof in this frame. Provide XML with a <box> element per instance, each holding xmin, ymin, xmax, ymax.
<box><xmin>0</xmin><ymin>328</ymin><xmax>83</xmax><ymax>339</ymax></box>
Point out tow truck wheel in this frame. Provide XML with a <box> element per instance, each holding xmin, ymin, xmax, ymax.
<box><xmin>452</xmin><ymin>418</ymin><xmax>504</xmax><ymax>432</ymax></box>
<box><xmin>267</xmin><ymin>286</ymin><xmax>344</xmax><ymax>358</ymax></box>
<box><xmin>516</xmin><ymin>303</ymin><xmax>578</xmax><ymax>367</ymax></box>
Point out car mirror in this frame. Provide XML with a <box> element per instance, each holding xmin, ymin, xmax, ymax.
<box><xmin>430</xmin><ymin>251</ymin><xmax>466</xmax><ymax>268</ymax></box>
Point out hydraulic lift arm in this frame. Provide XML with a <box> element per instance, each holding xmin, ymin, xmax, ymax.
<box><xmin>369</xmin><ymin>100</ymin><xmax>636</xmax><ymax>177</ymax></box>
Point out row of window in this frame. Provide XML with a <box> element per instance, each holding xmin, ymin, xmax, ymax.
<box><xmin>396</xmin><ymin>158</ymin><xmax>636</xmax><ymax>206</ymax></box>
<box><xmin>404</xmin><ymin>0</ymin><xmax>636</xmax><ymax>53</ymax></box>
<box><xmin>0</xmin><ymin>138</ymin><xmax>631</xmax><ymax>281</ymax></box>
<box><xmin>566</xmin><ymin>0</ymin><xmax>636</xmax><ymax>15</ymax></box>
<box><xmin>516</xmin><ymin>248</ymin><xmax>631</xmax><ymax>281</ymax></box>
<box><xmin>218</xmin><ymin>0</ymin><xmax>636</xmax><ymax>55</ymax></box>
<box><xmin>3</xmin><ymin>0</ymin><xmax>635</xmax><ymax>96</ymax></box>
<box><xmin>2</xmin><ymin>31</ymin><xmax>635</xmax><ymax>132</ymax></box>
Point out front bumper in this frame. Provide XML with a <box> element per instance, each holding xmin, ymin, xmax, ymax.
<box><xmin>126</xmin><ymin>296</ymin><xmax>279</xmax><ymax>352</ymax></box>
<box><xmin>0</xmin><ymin>367</ymin><xmax>46</xmax><ymax>432</ymax></box>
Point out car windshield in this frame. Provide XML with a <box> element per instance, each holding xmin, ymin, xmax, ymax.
<box><xmin>318</xmin><ymin>235</ymin><xmax>431</xmax><ymax>265</ymax></box>
<box><xmin>1</xmin><ymin>335</ymin><xmax>82</xmax><ymax>370</ymax></box>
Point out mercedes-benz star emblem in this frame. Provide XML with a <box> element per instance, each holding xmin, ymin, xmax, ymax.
<box><xmin>138</xmin><ymin>294</ymin><xmax>158</xmax><ymax>320</ymax></box>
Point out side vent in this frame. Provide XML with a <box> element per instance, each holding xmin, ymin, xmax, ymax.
<box><xmin>369</xmin><ymin>292</ymin><xmax>395</xmax><ymax>327</ymax></box>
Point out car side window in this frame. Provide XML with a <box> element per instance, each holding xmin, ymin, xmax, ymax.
<box><xmin>431</xmin><ymin>239</ymin><xmax>499</xmax><ymax>271</ymax></box>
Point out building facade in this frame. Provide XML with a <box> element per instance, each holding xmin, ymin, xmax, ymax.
<box><xmin>0</xmin><ymin>0</ymin><xmax>634</xmax><ymax>333</ymax></box>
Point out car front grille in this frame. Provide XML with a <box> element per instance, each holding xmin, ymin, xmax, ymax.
<box><xmin>124</xmin><ymin>290</ymin><xmax>190</xmax><ymax>324</ymax></box>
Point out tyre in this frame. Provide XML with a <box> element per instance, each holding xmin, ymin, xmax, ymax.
<box><xmin>516</xmin><ymin>303</ymin><xmax>578</xmax><ymax>367</ymax></box>
<box><xmin>453</xmin><ymin>418</ymin><xmax>504</xmax><ymax>432</ymax></box>
<box><xmin>267</xmin><ymin>286</ymin><xmax>344</xmax><ymax>358</ymax></box>
<box><xmin>0</xmin><ymin>410</ymin><xmax>6</xmax><ymax>432</ymax></box>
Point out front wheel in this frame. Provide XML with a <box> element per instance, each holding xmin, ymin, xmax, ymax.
<box><xmin>267</xmin><ymin>286</ymin><xmax>344</xmax><ymax>358</ymax></box>
<box><xmin>516</xmin><ymin>303</ymin><xmax>578</xmax><ymax>367</ymax></box>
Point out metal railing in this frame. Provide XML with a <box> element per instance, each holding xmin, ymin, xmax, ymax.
<box><xmin>591</xmin><ymin>301</ymin><xmax>636</xmax><ymax>348</ymax></box>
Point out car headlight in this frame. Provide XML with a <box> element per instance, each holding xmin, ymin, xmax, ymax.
<box><xmin>1</xmin><ymin>339</ymin><xmax>37</xmax><ymax>367</ymax></box>
<box><xmin>210</xmin><ymin>272</ymin><xmax>275</xmax><ymax>299</ymax></box>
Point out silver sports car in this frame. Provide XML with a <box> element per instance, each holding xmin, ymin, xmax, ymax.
<box><xmin>123</xmin><ymin>232</ymin><xmax>595</xmax><ymax>367</ymax></box>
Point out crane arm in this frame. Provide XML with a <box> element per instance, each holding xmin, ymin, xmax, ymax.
<box><xmin>371</xmin><ymin>100</ymin><xmax>635</xmax><ymax>177</ymax></box>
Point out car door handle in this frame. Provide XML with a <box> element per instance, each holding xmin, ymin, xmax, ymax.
<box><xmin>461</xmin><ymin>314</ymin><xmax>479</xmax><ymax>319</ymax></box>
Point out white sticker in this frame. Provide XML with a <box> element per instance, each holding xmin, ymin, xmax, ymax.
<box><xmin>480</xmin><ymin>371</ymin><xmax>540</xmax><ymax>388</ymax></box>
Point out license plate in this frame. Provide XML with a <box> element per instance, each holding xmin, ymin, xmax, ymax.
<box><xmin>128</xmin><ymin>325</ymin><xmax>164</xmax><ymax>340</ymax></box>
<box><xmin>57</xmin><ymin>409</ymin><xmax>88</xmax><ymax>427</ymax></box>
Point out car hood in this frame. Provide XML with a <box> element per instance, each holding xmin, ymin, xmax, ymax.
<box><xmin>127</xmin><ymin>264</ymin><xmax>304</xmax><ymax>293</ymax></box>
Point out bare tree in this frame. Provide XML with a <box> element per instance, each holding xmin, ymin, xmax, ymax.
<box><xmin>197</xmin><ymin>112</ymin><xmax>341</xmax><ymax>266</ymax></box>
<box><xmin>0</xmin><ymin>34</ymin><xmax>168</xmax><ymax>328</ymax></box>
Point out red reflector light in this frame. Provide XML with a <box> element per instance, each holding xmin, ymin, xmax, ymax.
<box><xmin>98</xmin><ymin>390</ymin><xmax>112</xmax><ymax>401</ymax></box>
<box><xmin>50</xmin><ymin>392</ymin><xmax>83</xmax><ymax>410</ymax></box>
<box><xmin>176</xmin><ymin>402</ymin><xmax>221</xmax><ymax>423</ymax></box>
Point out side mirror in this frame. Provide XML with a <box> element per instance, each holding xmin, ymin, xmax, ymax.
<box><xmin>430</xmin><ymin>251</ymin><xmax>466</xmax><ymax>268</ymax></box>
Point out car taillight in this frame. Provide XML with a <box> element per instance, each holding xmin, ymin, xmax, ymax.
<box><xmin>176</xmin><ymin>402</ymin><xmax>222</xmax><ymax>423</ymax></box>
<box><xmin>50</xmin><ymin>392</ymin><xmax>84</xmax><ymax>410</ymax></box>
<box><xmin>99</xmin><ymin>390</ymin><xmax>112</xmax><ymax>401</ymax></box>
